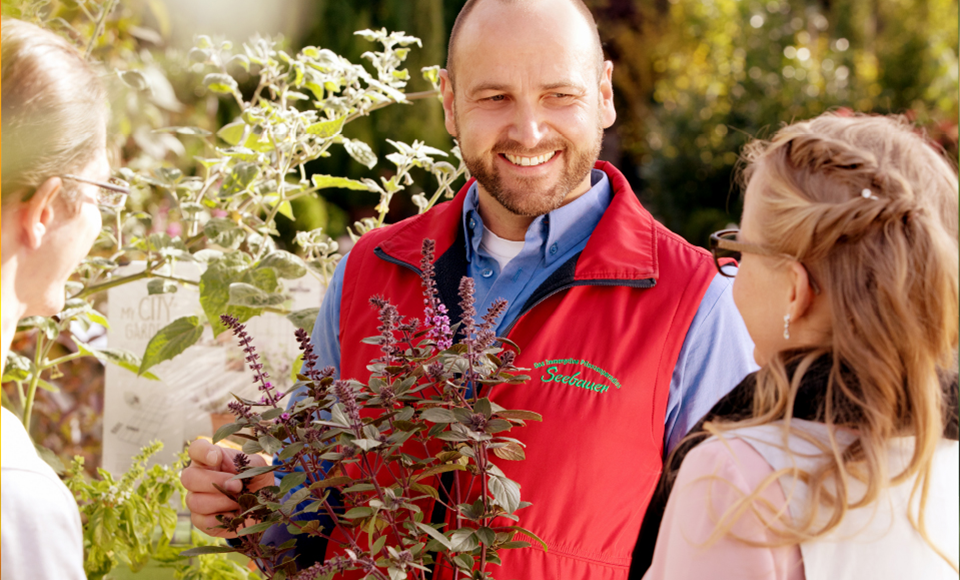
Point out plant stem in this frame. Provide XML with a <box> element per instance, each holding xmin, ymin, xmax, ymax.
<box><xmin>76</xmin><ymin>269</ymin><xmax>150</xmax><ymax>299</ymax></box>
<box><xmin>84</xmin><ymin>0</ymin><xmax>119</xmax><ymax>59</ymax></box>
<box><xmin>22</xmin><ymin>334</ymin><xmax>46</xmax><ymax>433</ymax></box>
<box><xmin>75</xmin><ymin>260</ymin><xmax>194</xmax><ymax>300</ymax></box>
<box><xmin>45</xmin><ymin>351</ymin><xmax>87</xmax><ymax>368</ymax></box>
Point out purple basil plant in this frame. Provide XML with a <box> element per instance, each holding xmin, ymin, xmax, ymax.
<box><xmin>186</xmin><ymin>239</ymin><xmax>541</xmax><ymax>580</ymax></box>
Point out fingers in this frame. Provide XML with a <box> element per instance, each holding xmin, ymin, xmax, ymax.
<box><xmin>185</xmin><ymin>488</ymin><xmax>241</xmax><ymax>516</ymax></box>
<box><xmin>187</xmin><ymin>438</ymin><xmax>268</xmax><ymax>474</ymax></box>
<box><xmin>187</xmin><ymin>438</ymin><xmax>224</xmax><ymax>470</ymax></box>
<box><xmin>181</xmin><ymin>463</ymin><xmax>243</xmax><ymax>494</ymax></box>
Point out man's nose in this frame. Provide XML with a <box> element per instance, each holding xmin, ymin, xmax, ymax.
<box><xmin>508</xmin><ymin>100</ymin><xmax>548</xmax><ymax>150</ymax></box>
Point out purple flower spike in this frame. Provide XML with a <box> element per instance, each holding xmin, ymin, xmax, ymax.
<box><xmin>221</xmin><ymin>314</ymin><xmax>278</xmax><ymax>406</ymax></box>
<box><xmin>420</xmin><ymin>239</ymin><xmax>453</xmax><ymax>351</ymax></box>
<box><xmin>369</xmin><ymin>296</ymin><xmax>401</xmax><ymax>364</ymax></box>
<box><xmin>294</xmin><ymin>327</ymin><xmax>325</xmax><ymax>381</ymax></box>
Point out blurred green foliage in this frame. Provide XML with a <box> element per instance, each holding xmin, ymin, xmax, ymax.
<box><xmin>591</xmin><ymin>0</ymin><xmax>958</xmax><ymax>245</ymax></box>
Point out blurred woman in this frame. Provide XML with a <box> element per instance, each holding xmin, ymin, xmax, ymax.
<box><xmin>1</xmin><ymin>19</ymin><xmax>127</xmax><ymax>580</ymax></box>
<box><xmin>636</xmin><ymin>114</ymin><xmax>959</xmax><ymax>580</ymax></box>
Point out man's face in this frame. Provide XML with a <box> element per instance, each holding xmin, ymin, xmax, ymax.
<box><xmin>441</xmin><ymin>0</ymin><xmax>616</xmax><ymax>218</ymax></box>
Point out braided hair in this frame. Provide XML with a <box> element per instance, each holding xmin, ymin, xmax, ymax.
<box><xmin>709</xmin><ymin>113</ymin><xmax>958</xmax><ymax>569</ymax></box>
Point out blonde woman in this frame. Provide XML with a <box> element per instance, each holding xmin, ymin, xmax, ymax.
<box><xmin>632</xmin><ymin>114</ymin><xmax>959</xmax><ymax>580</ymax></box>
<box><xmin>2</xmin><ymin>19</ymin><xmax>127</xmax><ymax>580</ymax></box>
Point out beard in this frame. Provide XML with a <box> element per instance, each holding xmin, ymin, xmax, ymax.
<box><xmin>457</xmin><ymin>121</ymin><xmax>604</xmax><ymax>218</ymax></box>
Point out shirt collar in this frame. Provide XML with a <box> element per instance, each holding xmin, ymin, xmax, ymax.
<box><xmin>462</xmin><ymin>169</ymin><xmax>613</xmax><ymax>265</ymax></box>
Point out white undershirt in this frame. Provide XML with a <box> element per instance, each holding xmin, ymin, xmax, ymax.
<box><xmin>480</xmin><ymin>225</ymin><xmax>526</xmax><ymax>270</ymax></box>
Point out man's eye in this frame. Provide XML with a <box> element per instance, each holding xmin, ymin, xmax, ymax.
<box><xmin>486</xmin><ymin>95</ymin><xmax>505</xmax><ymax>102</ymax></box>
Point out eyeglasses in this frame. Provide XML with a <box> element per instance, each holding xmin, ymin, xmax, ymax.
<box><xmin>62</xmin><ymin>174</ymin><xmax>130</xmax><ymax>210</ymax></box>
<box><xmin>709</xmin><ymin>228</ymin><xmax>821</xmax><ymax>294</ymax></box>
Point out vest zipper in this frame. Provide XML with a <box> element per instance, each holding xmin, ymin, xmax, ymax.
<box><xmin>499</xmin><ymin>278</ymin><xmax>656</xmax><ymax>338</ymax></box>
<box><xmin>374</xmin><ymin>246</ymin><xmax>422</xmax><ymax>276</ymax></box>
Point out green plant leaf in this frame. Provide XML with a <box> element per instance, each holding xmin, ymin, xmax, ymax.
<box><xmin>212</xmin><ymin>422</ymin><xmax>243</xmax><ymax>443</ymax></box>
<box><xmin>495</xmin><ymin>410</ymin><xmax>543</xmax><ymax>422</ymax></box>
<box><xmin>342</xmin><ymin>139</ymin><xmax>378</xmax><ymax>169</ymax></box>
<box><xmin>84</xmin><ymin>309</ymin><xmax>111</xmax><ymax>329</ymax></box>
<box><xmin>232</xmin><ymin>464</ymin><xmax>281</xmax><ymax>480</ymax></box>
<box><xmin>258</xmin><ymin>250</ymin><xmax>306</xmax><ymax>279</ymax></box>
<box><xmin>476</xmin><ymin>526</ymin><xmax>496</xmax><ymax>547</ymax></box>
<box><xmin>414</xmin><ymin>463</ymin><xmax>466</xmax><ymax>481</ymax></box>
<box><xmin>449</xmin><ymin>528</ymin><xmax>479</xmax><ymax>552</ymax></box>
<box><xmin>227</xmin><ymin>283</ymin><xmax>285</xmax><ymax>308</ymax></box>
<box><xmin>58</xmin><ymin>298</ymin><xmax>92</xmax><ymax>321</ymax></box>
<box><xmin>216</xmin><ymin>121</ymin><xmax>245</xmax><ymax>145</ymax></box>
<box><xmin>286</xmin><ymin>308</ymin><xmax>320</xmax><ymax>334</ymax></box>
<box><xmin>414</xmin><ymin>522</ymin><xmax>453</xmax><ymax>550</ymax></box>
<box><xmin>421</xmin><ymin>408</ymin><xmax>458</xmax><ymax>423</ymax></box>
<box><xmin>34</xmin><ymin>443</ymin><xmax>64</xmax><ymax>475</ymax></box>
<box><xmin>278</xmin><ymin>472</ymin><xmax>308</xmax><ymax>497</ymax></box>
<box><xmin>18</xmin><ymin>316</ymin><xmax>59</xmax><ymax>339</ymax></box>
<box><xmin>309</xmin><ymin>476</ymin><xmax>352</xmax><ymax>490</ymax></box>
<box><xmin>488</xmin><ymin>475</ymin><xmax>521</xmax><ymax>514</ymax></box>
<box><xmin>492</xmin><ymin>441</ymin><xmax>525</xmax><ymax>461</ymax></box>
<box><xmin>503</xmin><ymin>526</ymin><xmax>548</xmax><ymax>552</ymax></box>
<box><xmin>203</xmin><ymin>217</ymin><xmax>245</xmax><ymax>250</ymax></box>
<box><xmin>454</xmin><ymin>553</ymin><xmax>474</xmax><ymax>570</ymax></box>
<box><xmin>343</xmin><ymin>506</ymin><xmax>374</xmax><ymax>519</ymax></box>
<box><xmin>138</xmin><ymin>316</ymin><xmax>204</xmax><ymax>375</ymax></box>
<box><xmin>305</xmin><ymin>116</ymin><xmax>345</xmax><ymax>138</ymax></box>
<box><xmin>75</xmin><ymin>341</ymin><xmax>160</xmax><ymax>380</ymax></box>
<box><xmin>351</xmin><ymin>438</ymin><xmax>382</xmax><ymax>451</ymax></box>
<box><xmin>199</xmin><ymin>253</ymin><xmax>257</xmax><ymax>337</ymax></box>
<box><xmin>203</xmin><ymin>72</ymin><xmax>238</xmax><ymax>94</ymax></box>
<box><xmin>219</xmin><ymin>162</ymin><xmax>261</xmax><ymax>197</ymax></box>
<box><xmin>147</xmin><ymin>279</ymin><xmax>178</xmax><ymax>295</ymax></box>
<box><xmin>258</xmin><ymin>434</ymin><xmax>284</xmax><ymax>455</ymax></box>
<box><xmin>311</xmin><ymin>174</ymin><xmax>374</xmax><ymax>191</ymax></box>
<box><xmin>158</xmin><ymin>506</ymin><xmax>178</xmax><ymax>540</ymax></box>
<box><xmin>3</xmin><ymin>352</ymin><xmax>34</xmax><ymax>382</ymax></box>
<box><xmin>236</xmin><ymin>521</ymin><xmax>275</xmax><ymax>536</ymax></box>
<box><xmin>119</xmin><ymin>70</ymin><xmax>150</xmax><ymax>91</ymax></box>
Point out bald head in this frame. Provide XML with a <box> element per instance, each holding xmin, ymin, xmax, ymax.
<box><xmin>446</xmin><ymin>0</ymin><xmax>604</xmax><ymax>87</ymax></box>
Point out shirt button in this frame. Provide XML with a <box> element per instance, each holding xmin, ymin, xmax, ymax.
<box><xmin>549</xmin><ymin>243</ymin><xmax>558</xmax><ymax>255</ymax></box>
<box><xmin>481</xmin><ymin>268</ymin><xmax>493</xmax><ymax>278</ymax></box>
<box><xmin>469</xmin><ymin>218</ymin><xmax>477</xmax><ymax>229</ymax></box>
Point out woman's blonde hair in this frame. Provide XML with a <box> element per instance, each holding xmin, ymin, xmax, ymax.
<box><xmin>708</xmin><ymin>113</ymin><xmax>959</xmax><ymax>568</ymax></box>
<box><xmin>1</xmin><ymin>19</ymin><xmax>107</xmax><ymax>205</ymax></box>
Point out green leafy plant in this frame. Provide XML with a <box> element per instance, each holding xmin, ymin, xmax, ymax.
<box><xmin>65</xmin><ymin>441</ymin><xmax>252</xmax><ymax>579</ymax></box>
<box><xmin>3</xmin><ymin>0</ymin><xmax>465</xmax><ymax>446</ymax></box>
<box><xmin>187</xmin><ymin>240</ymin><xmax>540</xmax><ymax>580</ymax></box>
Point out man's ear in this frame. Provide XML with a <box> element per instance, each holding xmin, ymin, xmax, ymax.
<box><xmin>21</xmin><ymin>177</ymin><xmax>62</xmax><ymax>250</ymax></box>
<box><xmin>439</xmin><ymin>69</ymin><xmax>457</xmax><ymax>138</ymax></box>
<box><xmin>599</xmin><ymin>60</ymin><xmax>616</xmax><ymax>129</ymax></box>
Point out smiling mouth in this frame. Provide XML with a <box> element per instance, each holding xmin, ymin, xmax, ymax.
<box><xmin>502</xmin><ymin>151</ymin><xmax>558</xmax><ymax>167</ymax></box>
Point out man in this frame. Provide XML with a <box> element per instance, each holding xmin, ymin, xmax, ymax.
<box><xmin>181</xmin><ymin>0</ymin><xmax>756</xmax><ymax>577</ymax></box>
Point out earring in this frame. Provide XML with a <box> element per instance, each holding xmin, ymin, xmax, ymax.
<box><xmin>783</xmin><ymin>313</ymin><xmax>791</xmax><ymax>340</ymax></box>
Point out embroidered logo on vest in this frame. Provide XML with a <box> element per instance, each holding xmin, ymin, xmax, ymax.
<box><xmin>533</xmin><ymin>358</ymin><xmax>622</xmax><ymax>394</ymax></box>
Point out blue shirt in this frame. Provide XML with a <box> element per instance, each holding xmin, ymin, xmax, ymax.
<box><xmin>309</xmin><ymin>169</ymin><xmax>757</xmax><ymax>454</ymax></box>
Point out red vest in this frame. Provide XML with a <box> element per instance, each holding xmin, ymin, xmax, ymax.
<box><xmin>333</xmin><ymin>162</ymin><xmax>716</xmax><ymax>579</ymax></box>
